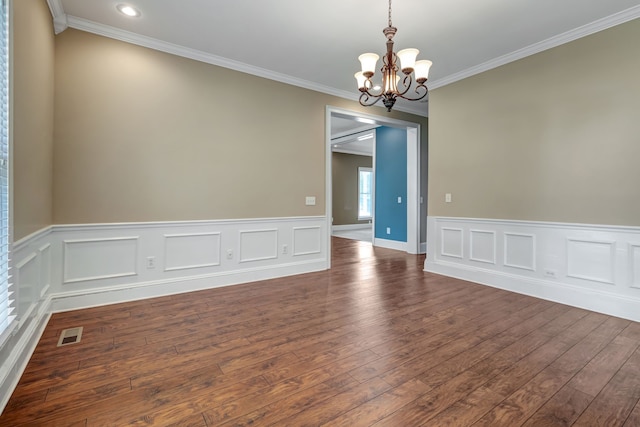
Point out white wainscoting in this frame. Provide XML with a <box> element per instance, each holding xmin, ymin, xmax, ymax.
<box><xmin>0</xmin><ymin>216</ymin><xmax>327</xmax><ymax>412</ymax></box>
<box><xmin>1</xmin><ymin>227</ymin><xmax>54</xmax><ymax>413</ymax></box>
<box><xmin>425</xmin><ymin>216</ymin><xmax>640</xmax><ymax>322</ymax></box>
<box><xmin>63</xmin><ymin>237</ymin><xmax>139</xmax><ymax>283</ymax></box>
<box><xmin>163</xmin><ymin>232</ymin><xmax>222</xmax><ymax>272</ymax></box>
<box><xmin>50</xmin><ymin>217</ymin><xmax>327</xmax><ymax>311</ymax></box>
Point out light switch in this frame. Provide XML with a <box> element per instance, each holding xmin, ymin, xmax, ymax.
<box><xmin>305</xmin><ymin>196</ymin><xmax>316</xmax><ymax>206</ymax></box>
<box><xmin>397</xmin><ymin>196</ymin><xmax>402</xmax><ymax>204</ymax></box>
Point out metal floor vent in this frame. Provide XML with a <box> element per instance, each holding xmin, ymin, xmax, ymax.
<box><xmin>57</xmin><ymin>327</ymin><xmax>83</xmax><ymax>347</ymax></box>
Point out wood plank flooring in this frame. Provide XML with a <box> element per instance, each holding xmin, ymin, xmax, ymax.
<box><xmin>2</xmin><ymin>237</ymin><xmax>640</xmax><ymax>426</ymax></box>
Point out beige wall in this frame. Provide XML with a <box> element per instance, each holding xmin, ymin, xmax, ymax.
<box><xmin>53</xmin><ymin>29</ymin><xmax>427</xmax><ymax>224</ymax></box>
<box><xmin>428</xmin><ymin>19</ymin><xmax>640</xmax><ymax>226</ymax></box>
<box><xmin>13</xmin><ymin>0</ymin><xmax>55</xmax><ymax>240</ymax></box>
<box><xmin>332</xmin><ymin>152</ymin><xmax>372</xmax><ymax>225</ymax></box>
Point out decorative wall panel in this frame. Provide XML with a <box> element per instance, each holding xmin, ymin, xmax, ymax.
<box><xmin>63</xmin><ymin>237</ymin><xmax>138</xmax><ymax>283</ymax></box>
<box><xmin>292</xmin><ymin>226</ymin><xmax>322</xmax><ymax>256</ymax></box>
<box><xmin>164</xmin><ymin>232</ymin><xmax>221</xmax><ymax>271</ymax></box>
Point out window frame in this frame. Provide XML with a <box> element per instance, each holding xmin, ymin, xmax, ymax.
<box><xmin>357</xmin><ymin>166</ymin><xmax>373</xmax><ymax>221</ymax></box>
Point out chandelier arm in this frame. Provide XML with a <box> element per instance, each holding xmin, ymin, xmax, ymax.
<box><xmin>394</xmin><ymin>74</ymin><xmax>415</xmax><ymax>96</ymax></box>
<box><xmin>396</xmin><ymin>83</ymin><xmax>429</xmax><ymax>102</ymax></box>
<box><xmin>359</xmin><ymin>92</ymin><xmax>383</xmax><ymax>107</ymax></box>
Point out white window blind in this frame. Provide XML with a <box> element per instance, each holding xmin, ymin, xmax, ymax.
<box><xmin>0</xmin><ymin>0</ymin><xmax>14</xmax><ymax>339</ymax></box>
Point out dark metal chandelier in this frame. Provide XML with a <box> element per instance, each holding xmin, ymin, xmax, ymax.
<box><xmin>355</xmin><ymin>0</ymin><xmax>433</xmax><ymax>112</ymax></box>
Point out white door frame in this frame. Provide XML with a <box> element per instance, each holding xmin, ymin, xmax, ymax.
<box><xmin>325</xmin><ymin>106</ymin><xmax>422</xmax><ymax>266</ymax></box>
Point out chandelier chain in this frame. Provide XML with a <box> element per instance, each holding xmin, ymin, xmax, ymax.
<box><xmin>388</xmin><ymin>0</ymin><xmax>393</xmax><ymax>27</ymax></box>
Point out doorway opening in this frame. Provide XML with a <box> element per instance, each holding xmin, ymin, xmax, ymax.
<box><xmin>325</xmin><ymin>106</ymin><xmax>425</xmax><ymax>268</ymax></box>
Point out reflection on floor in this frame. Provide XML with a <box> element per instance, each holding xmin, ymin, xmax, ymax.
<box><xmin>332</xmin><ymin>227</ymin><xmax>372</xmax><ymax>243</ymax></box>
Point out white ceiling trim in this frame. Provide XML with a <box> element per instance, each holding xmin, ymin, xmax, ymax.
<box><xmin>46</xmin><ymin>0</ymin><xmax>67</xmax><ymax>34</ymax></box>
<box><xmin>65</xmin><ymin>16</ymin><xmax>357</xmax><ymax>101</ymax></box>
<box><xmin>46</xmin><ymin>1</ymin><xmax>640</xmax><ymax>117</ymax></box>
<box><xmin>428</xmin><ymin>4</ymin><xmax>640</xmax><ymax>90</ymax></box>
<box><xmin>57</xmin><ymin>12</ymin><xmax>428</xmax><ymax>116</ymax></box>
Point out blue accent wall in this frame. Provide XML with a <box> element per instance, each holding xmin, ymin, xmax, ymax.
<box><xmin>375</xmin><ymin>127</ymin><xmax>407</xmax><ymax>242</ymax></box>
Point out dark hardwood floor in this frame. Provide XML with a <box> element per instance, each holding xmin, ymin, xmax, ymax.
<box><xmin>2</xmin><ymin>237</ymin><xmax>640</xmax><ymax>426</ymax></box>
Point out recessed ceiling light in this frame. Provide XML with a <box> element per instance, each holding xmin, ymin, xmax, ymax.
<box><xmin>116</xmin><ymin>4</ymin><xmax>141</xmax><ymax>17</ymax></box>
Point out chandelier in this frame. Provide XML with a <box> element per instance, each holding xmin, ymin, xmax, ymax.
<box><xmin>355</xmin><ymin>0</ymin><xmax>433</xmax><ymax>112</ymax></box>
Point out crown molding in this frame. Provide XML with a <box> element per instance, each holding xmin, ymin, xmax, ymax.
<box><xmin>51</xmin><ymin>4</ymin><xmax>640</xmax><ymax>116</ymax></box>
<box><xmin>63</xmin><ymin>15</ymin><xmax>428</xmax><ymax>117</ymax></box>
<box><xmin>46</xmin><ymin>0</ymin><xmax>67</xmax><ymax>34</ymax></box>
<box><xmin>428</xmin><ymin>4</ymin><xmax>640</xmax><ymax>90</ymax></box>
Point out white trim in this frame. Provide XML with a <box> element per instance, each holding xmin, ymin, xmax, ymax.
<box><xmin>426</xmin><ymin>216</ymin><xmax>640</xmax><ymax>234</ymax></box>
<box><xmin>62</xmin><ymin>16</ymin><xmax>426</xmax><ymax>117</ymax></box>
<box><xmin>163</xmin><ymin>232</ymin><xmax>222</xmax><ymax>272</ymax></box>
<box><xmin>62</xmin><ymin>237</ymin><xmax>139</xmax><ymax>284</ymax></box>
<box><xmin>357</xmin><ymin>166</ymin><xmax>373</xmax><ymax>221</ymax></box>
<box><xmin>326</xmin><ymin>106</ymin><xmax>422</xmax><ymax>260</ymax></box>
<box><xmin>373</xmin><ymin>238</ymin><xmax>407</xmax><ymax>252</ymax></box>
<box><xmin>469</xmin><ymin>229</ymin><xmax>497</xmax><ymax>265</ymax></box>
<box><xmin>13</xmin><ymin>225</ymin><xmax>52</xmax><ymax>252</ymax></box>
<box><xmin>630</xmin><ymin>243</ymin><xmax>640</xmax><ymax>290</ymax></box>
<box><xmin>48</xmin><ymin>3</ymin><xmax>640</xmax><ymax>116</ymax></box>
<box><xmin>503</xmin><ymin>232</ymin><xmax>536</xmax><ymax>272</ymax></box>
<box><xmin>50</xmin><ymin>259</ymin><xmax>326</xmax><ymax>313</ymax></box>
<box><xmin>441</xmin><ymin>227</ymin><xmax>464</xmax><ymax>259</ymax></box>
<box><xmin>428</xmin><ymin>5</ymin><xmax>640</xmax><ymax>90</ymax></box>
<box><xmin>46</xmin><ymin>0</ymin><xmax>67</xmax><ymax>34</ymax></box>
<box><xmin>1</xmin><ymin>216</ymin><xmax>328</xmax><ymax>413</ymax></box>
<box><xmin>426</xmin><ymin>259</ymin><xmax>640</xmax><ymax>323</ymax></box>
<box><xmin>292</xmin><ymin>226</ymin><xmax>322</xmax><ymax>257</ymax></box>
<box><xmin>406</xmin><ymin>127</ymin><xmax>420</xmax><ymax>254</ymax></box>
<box><xmin>15</xmin><ymin>252</ymin><xmax>37</xmax><ymax>270</ymax></box>
<box><xmin>425</xmin><ymin>216</ymin><xmax>640</xmax><ymax>322</ymax></box>
<box><xmin>332</xmin><ymin>224</ymin><xmax>370</xmax><ymax>232</ymax></box>
<box><xmin>52</xmin><ymin>216</ymin><xmax>325</xmax><ymax>232</ymax></box>
<box><xmin>0</xmin><ymin>300</ymin><xmax>51</xmax><ymax>414</ymax></box>
<box><xmin>238</xmin><ymin>228</ymin><xmax>278</xmax><ymax>263</ymax></box>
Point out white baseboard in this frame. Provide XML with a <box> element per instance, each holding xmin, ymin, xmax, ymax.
<box><xmin>50</xmin><ymin>259</ymin><xmax>326</xmax><ymax>312</ymax></box>
<box><xmin>425</xmin><ymin>216</ymin><xmax>640</xmax><ymax>322</ymax></box>
<box><xmin>0</xmin><ymin>298</ymin><xmax>51</xmax><ymax>413</ymax></box>
<box><xmin>332</xmin><ymin>223</ymin><xmax>371</xmax><ymax>232</ymax></box>
<box><xmin>373</xmin><ymin>237</ymin><xmax>408</xmax><ymax>252</ymax></box>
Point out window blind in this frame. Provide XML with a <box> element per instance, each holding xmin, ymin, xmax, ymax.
<box><xmin>0</xmin><ymin>0</ymin><xmax>14</xmax><ymax>340</ymax></box>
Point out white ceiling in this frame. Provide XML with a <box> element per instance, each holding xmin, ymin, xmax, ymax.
<box><xmin>50</xmin><ymin>0</ymin><xmax>640</xmax><ymax>117</ymax></box>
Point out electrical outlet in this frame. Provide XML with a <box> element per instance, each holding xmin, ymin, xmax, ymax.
<box><xmin>544</xmin><ymin>269</ymin><xmax>557</xmax><ymax>278</ymax></box>
<box><xmin>282</xmin><ymin>244</ymin><xmax>288</xmax><ymax>254</ymax></box>
<box><xmin>386</xmin><ymin>227</ymin><xmax>391</xmax><ymax>235</ymax></box>
<box><xmin>226</xmin><ymin>249</ymin><xmax>233</xmax><ymax>260</ymax></box>
<box><xmin>146</xmin><ymin>256</ymin><xmax>156</xmax><ymax>269</ymax></box>
<box><xmin>445</xmin><ymin>193</ymin><xmax>452</xmax><ymax>203</ymax></box>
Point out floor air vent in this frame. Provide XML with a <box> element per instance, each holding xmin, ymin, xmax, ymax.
<box><xmin>57</xmin><ymin>327</ymin><xmax>83</xmax><ymax>347</ymax></box>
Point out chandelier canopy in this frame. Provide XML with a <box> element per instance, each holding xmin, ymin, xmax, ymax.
<box><xmin>355</xmin><ymin>0</ymin><xmax>432</xmax><ymax>112</ymax></box>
